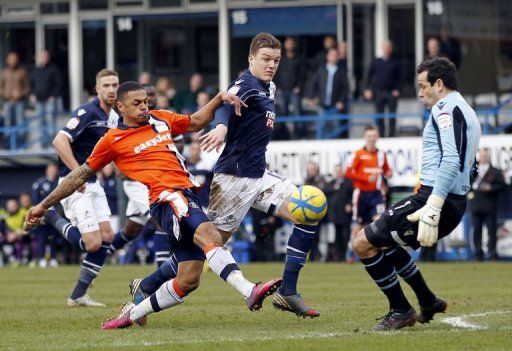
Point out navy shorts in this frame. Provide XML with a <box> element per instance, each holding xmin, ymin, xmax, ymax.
<box><xmin>364</xmin><ymin>186</ymin><xmax>466</xmax><ymax>250</ymax></box>
<box><xmin>150</xmin><ymin>190</ymin><xmax>208</xmax><ymax>263</ymax></box>
<box><xmin>354</xmin><ymin>190</ymin><xmax>386</xmax><ymax>225</ymax></box>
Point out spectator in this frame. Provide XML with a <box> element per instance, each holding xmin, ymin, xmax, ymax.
<box><xmin>0</xmin><ymin>52</ymin><xmax>30</xmax><ymax>147</ymax></box>
<box><xmin>31</xmin><ymin>49</ymin><xmax>62</xmax><ymax>148</ymax></box>
<box><xmin>156</xmin><ymin>94</ymin><xmax>171</xmax><ymax>110</ymax></box>
<box><xmin>19</xmin><ymin>192</ymin><xmax>39</xmax><ymax>267</ymax></box>
<box><xmin>138</xmin><ymin>71</ymin><xmax>152</xmax><ymax>86</ymax></box>
<box><xmin>174</xmin><ymin>73</ymin><xmax>203</xmax><ymax>114</ymax></box>
<box><xmin>143</xmin><ymin>85</ymin><xmax>157</xmax><ymax>110</ymax></box>
<box><xmin>324</xmin><ymin>164</ymin><xmax>353</xmax><ymax>262</ymax></box>
<box><xmin>155</xmin><ymin>77</ymin><xmax>176</xmax><ymax>107</ymax></box>
<box><xmin>5</xmin><ymin>198</ymin><xmax>28</xmax><ymax>266</ymax></box>
<box><xmin>31</xmin><ymin>162</ymin><xmax>60</xmax><ymax>268</ymax></box>
<box><xmin>304</xmin><ymin>161</ymin><xmax>329</xmax><ymax>261</ymax></box>
<box><xmin>364</xmin><ymin>40</ymin><xmax>401</xmax><ymax>137</ymax></box>
<box><xmin>310</xmin><ymin>35</ymin><xmax>337</xmax><ymax>74</ymax></box>
<box><xmin>337</xmin><ymin>41</ymin><xmax>348</xmax><ymax>74</ymax></box>
<box><xmin>426</xmin><ymin>37</ymin><xmax>443</xmax><ymax>59</ymax></box>
<box><xmin>470</xmin><ymin>148</ymin><xmax>506</xmax><ymax>261</ymax></box>
<box><xmin>308</xmin><ymin>47</ymin><xmax>349</xmax><ymax>138</ymax></box>
<box><xmin>275</xmin><ymin>37</ymin><xmax>304</xmax><ymax>117</ymax></box>
<box><xmin>440</xmin><ymin>25</ymin><xmax>462</xmax><ymax>69</ymax></box>
<box><xmin>274</xmin><ymin>37</ymin><xmax>304</xmax><ymax>139</ymax></box>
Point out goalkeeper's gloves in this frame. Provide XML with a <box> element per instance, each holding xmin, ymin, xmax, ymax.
<box><xmin>406</xmin><ymin>194</ymin><xmax>445</xmax><ymax>247</ymax></box>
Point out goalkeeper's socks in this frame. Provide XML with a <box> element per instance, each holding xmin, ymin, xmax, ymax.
<box><xmin>384</xmin><ymin>247</ymin><xmax>436</xmax><ymax>307</ymax></box>
<box><xmin>140</xmin><ymin>254</ymin><xmax>178</xmax><ymax>295</ymax></box>
<box><xmin>361</xmin><ymin>251</ymin><xmax>412</xmax><ymax>312</ymax></box>
<box><xmin>130</xmin><ymin>279</ymin><xmax>184</xmax><ymax>321</ymax></box>
<box><xmin>279</xmin><ymin>224</ymin><xmax>316</xmax><ymax>296</ymax></box>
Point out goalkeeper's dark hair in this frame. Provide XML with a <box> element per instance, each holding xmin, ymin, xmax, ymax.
<box><xmin>417</xmin><ymin>57</ymin><xmax>458</xmax><ymax>91</ymax></box>
<box><xmin>117</xmin><ymin>81</ymin><xmax>144</xmax><ymax>102</ymax></box>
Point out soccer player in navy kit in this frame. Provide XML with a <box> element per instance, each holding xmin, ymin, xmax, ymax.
<box><xmin>130</xmin><ymin>33</ymin><xmax>327</xmax><ymax>318</ymax></box>
<box><xmin>353</xmin><ymin>57</ymin><xmax>481</xmax><ymax>330</ymax></box>
<box><xmin>45</xmin><ymin>69</ymin><xmax>120</xmax><ymax>306</ymax></box>
<box><xmin>31</xmin><ymin>162</ymin><xmax>59</xmax><ymax>268</ymax></box>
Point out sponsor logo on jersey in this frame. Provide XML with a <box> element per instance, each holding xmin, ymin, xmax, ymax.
<box><xmin>134</xmin><ymin>133</ymin><xmax>172</xmax><ymax>154</ymax></box>
<box><xmin>265</xmin><ymin>110</ymin><xmax>276</xmax><ymax>128</ymax></box>
<box><xmin>66</xmin><ymin>117</ymin><xmax>80</xmax><ymax>130</ymax></box>
<box><xmin>438</xmin><ymin>112</ymin><xmax>453</xmax><ymax>130</ymax></box>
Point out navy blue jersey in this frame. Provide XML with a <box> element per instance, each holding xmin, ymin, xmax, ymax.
<box><xmin>102</xmin><ymin>175</ymin><xmax>118</xmax><ymax>215</ymax></box>
<box><xmin>214</xmin><ymin>70</ymin><xmax>277</xmax><ymax>178</ymax></box>
<box><xmin>188</xmin><ymin>161</ymin><xmax>213</xmax><ymax>208</ymax></box>
<box><xmin>32</xmin><ymin>176</ymin><xmax>58</xmax><ymax>204</ymax></box>
<box><xmin>58</xmin><ymin>97</ymin><xmax>117</xmax><ymax>180</ymax></box>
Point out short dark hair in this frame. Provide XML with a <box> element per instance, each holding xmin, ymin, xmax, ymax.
<box><xmin>117</xmin><ymin>81</ymin><xmax>144</xmax><ymax>102</ymax></box>
<box><xmin>417</xmin><ymin>57</ymin><xmax>458</xmax><ymax>90</ymax></box>
<box><xmin>249</xmin><ymin>33</ymin><xmax>281</xmax><ymax>56</ymax></box>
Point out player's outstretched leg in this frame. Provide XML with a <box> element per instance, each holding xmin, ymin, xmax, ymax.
<box><xmin>273</xmin><ymin>223</ymin><xmax>320</xmax><ymax>318</ymax></box>
<box><xmin>383</xmin><ymin>247</ymin><xmax>447</xmax><ymax>323</ymax></box>
<box><xmin>130</xmin><ymin>254</ymin><xmax>178</xmax><ymax>306</ymax></box>
<box><xmin>44</xmin><ymin>209</ymin><xmax>86</xmax><ymax>252</ymax></box>
<box><xmin>102</xmin><ymin>277</ymin><xmax>188</xmax><ymax>330</ymax></box>
<box><xmin>353</xmin><ymin>232</ymin><xmax>417</xmax><ymax>331</ymax></box>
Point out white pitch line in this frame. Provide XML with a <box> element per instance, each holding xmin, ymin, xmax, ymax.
<box><xmin>439</xmin><ymin>310</ymin><xmax>510</xmax><ymax>330</ymax></box>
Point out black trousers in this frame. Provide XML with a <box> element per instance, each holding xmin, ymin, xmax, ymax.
<box><xmin>472</xmin><ymin>212</ymin><xmax>498</xmax><ymax>260</ymax></box>
<box><xmin>334</xmin><ymin>224</ymin><xmax>351</xmax><ymax>261</ymax></box>
<box><xmin>374</xmin><ymin>90</ymin><xmax>398</xmax><ymax>137</ymax></box>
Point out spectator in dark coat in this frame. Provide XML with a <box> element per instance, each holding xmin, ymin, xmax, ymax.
<box><xmin>470</xmin><ymin>148</ymin><xmax>506</xmax><ymax>261</ymax></box>
<box><xmin>364</xmin><ymin>40</ymin><xmax>402</xmax><ymax>137</ymax></box>
<box><xmin>31</xmin><ymin>49</ymin><xmax>62</xmax><ymax>147</ymax></box>
<box><xmin>324</xmin><ymin>164</ymin><xmax>354</xmax><ymax>262</ymax></box>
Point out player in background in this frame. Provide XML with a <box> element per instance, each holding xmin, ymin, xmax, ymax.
<box><xmin>133</xmin><ymin>33</ymin><xmax>327</xmax><ymax>318</ymax></box>
<box><xmin>37</xmin><ymin>69</ymin><xmax>119</xmax><ymax>307</ymax></box>
<box><xmin>345</xmin><ymin>125</ymin><xmax>392</xmax><ymax>241</ymax></box>
<box><xmin>31</xmin><ymin>162</ymin><xmax>60</xmax><ymax>268</ymax></box>
<box><xmin>352</xmin><ymin>57</ymin><xmax>481</xmax><ymax>330</ymax></box>
<box><xmin>26</xmin><ymin>82</ymin><xmax>281</xmax><ymax>330</ymax></box>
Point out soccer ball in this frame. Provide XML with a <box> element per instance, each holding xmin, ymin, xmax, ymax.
<box><xmin>288</xmin><ymin>185</ymin><xmax>328</xmax><ymax>224</ymax></box>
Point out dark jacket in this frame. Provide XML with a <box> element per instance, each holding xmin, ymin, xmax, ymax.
<box><xmin>365</xmin><ymin>56</ymin><xmax>401</xmax><ymax>92</ymax></box>
<box><xmin>31</xmin><ymin>63</ymin><xmax>62</xmax><ymax>101</ymax></box>
<box><xmin>274</xmin><ymin>52</ymin><xmax>306</xmax><ymax>93</ymax></box>
<box><xmin>324</xmin><ymin>178</ymin><xmax>353</xmax><ymax>225</ymax></box>
<box><xmin>309</xmin><ymin>64</ymin><xmax>349</xmax><ymax>108</ymax></box>
<box><xmin>470</xmin><ymin>165</ymin><xmax>506</xmax><ymax>214</ymax></box>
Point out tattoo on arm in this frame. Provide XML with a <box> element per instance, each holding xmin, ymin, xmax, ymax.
<box><xmin>41</xmin><ymin>164</ymin><xmax>95</xmax><ymax>209</ymax></box>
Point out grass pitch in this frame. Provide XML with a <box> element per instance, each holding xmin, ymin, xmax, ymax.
<box><xmin>0</xmin><ymin>262</ymin><xmax>511</xmax><ymax>351</ymax></box>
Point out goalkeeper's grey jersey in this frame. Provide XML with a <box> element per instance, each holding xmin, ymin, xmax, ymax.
<box><xmin>420</xmin><ymin>91</ymin><xmax>481</xmax><ymax>198</ymax></box>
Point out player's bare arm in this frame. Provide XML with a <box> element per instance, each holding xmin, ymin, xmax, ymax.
<box><xmin>26</xmin><ymin>164</ymin><xmax>96</xmax><ymax>224</ymax></box>
<box><xmin>187</xmin><ymin>92</ymin><xmax>246</xmax><ymax>132</ymax></box>
<box><xmin>53</xmin><ymin>133</ymin><xmax>81</xmax><ymax>171</ymax></box>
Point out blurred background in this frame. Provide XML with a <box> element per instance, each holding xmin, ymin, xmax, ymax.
<box><xmin>0</xmin><ymin>0</ymin><xmax>511</xmax><ymax>267</ymax></box>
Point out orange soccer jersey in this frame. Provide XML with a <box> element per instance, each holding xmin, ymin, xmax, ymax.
<box><xmin>345</xmin><ymin>147</ymin><xmax>391</xmax><ymax>192</ymax></box>
<box><xmin>87</xmin><ymin>110</ymin><xmax>199</xmax><ymax>204</ymax></box>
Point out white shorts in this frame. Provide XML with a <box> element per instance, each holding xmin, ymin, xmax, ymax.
<box><xmin>59</xmin><ymin>178</ymin><xmax>111</xmax><ymax>234</ymax></box>
<box><xmin>208</xmin><ymin>170</ymin><xmax>296</xmax><ymax>232</ymax></box>
<box><xmin>123</xmin><ymin>180</ymin><xmax>151</xmax><ymax>226</ymax></box>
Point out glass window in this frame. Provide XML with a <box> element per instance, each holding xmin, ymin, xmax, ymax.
<box><xmin>79</xmin><ymin>0</ymin><xmax>108</xmax><ymax>10</ymax></box>
<box><xmin>44</xmin><ymin>24</ymin><xmax>70</xmax><ymax>109</ymax></box>
<box><xmin>152</xmin><ymin>26</ymin><xmax>186</xmax><ymax>70</ymax></box>
<box><xmin>149</xmin><ymin>0</ymin><xmax>182</xmax><ymax>7</ymax></box>
<box><xmin>0</xmin><ymin>22</ymin><xmax>35</xmax><ymax>71</ymax></box>
<box><xmin>82</xmin><ymin>21</ymin><xmax>106</xmax><ymax>96</ymax></box>
<box><xmin>190</xmin><ymin>0</ymin><xmax>216</xmax><ymax>3</ymax></box>
<box><xmin>115</xmin><ymin>17</ymin><xmax>139</xmax><ymax>82</ymax></box>
<box><xmin>40</xmin><ymin>2</ymin><xmax>70</xmax><ymax>14</ymax></box>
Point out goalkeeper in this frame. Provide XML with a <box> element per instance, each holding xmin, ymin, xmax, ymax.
<box><xmin>352</xmin><ymin>57</ymin><xmax>481</xmax><ymax>331</ymax></box>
